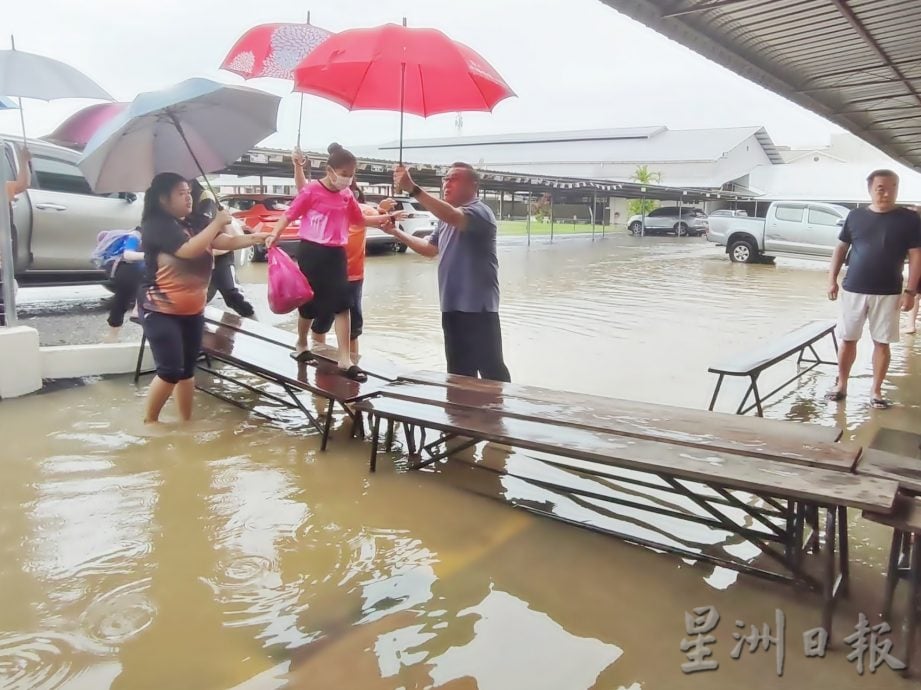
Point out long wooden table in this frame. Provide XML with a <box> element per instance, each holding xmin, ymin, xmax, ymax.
<box><xmin>354</xmin><ymin>373</ymin><xmax>899</xmax><ymax>635</ymax></box>
<box><xmin>198</xmin><ymin>322</ymin><xmax>389</xmax><ymax>449</ymax></box>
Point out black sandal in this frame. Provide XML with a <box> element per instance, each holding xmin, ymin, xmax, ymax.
<box><xmin>341</xmin><ymin>365</ymin><xmax>368</xmax><ymax>382</ymax></box>
<box><xmin>870</xmin><ymin>397</ymin><xmax>893</xmax><ymax>410</ymax></box>
<box><xmin>290</xmin><ymin>349</ymin><xmax>316</xmax><ymax>363</ymax></box>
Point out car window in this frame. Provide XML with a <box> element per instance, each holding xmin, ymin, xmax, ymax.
<box><xmin>649</xmin><ymin>208</ymin><xmax>669</xmax><ymax>217</ymax></box>
<box><xmin>808</xmin><ymin>207</ymin><xmax>842</xmax><ymax>226</ymax></box>
<box><xmin>411</xmin><ymin>202</ymin><xmax>428</xmax><ymax>213</ymax></box>
<box><xmin>264</xmin><ymin>198</ymin><xmax>291</xmax><ymax>211</ymax></box>
<box><xmin>224</xmin><ymin>199</ymin><xmax>255</xmax><ymax>212</ymax></box>
<box><xmin>775</xmin><ymin>205</ymin><xmax>805</xmax><ymax>223</ymax></box>
<box><xmin>32</xmin><ymin>156</ymin><xmax>96</xmax><ymax>195</ymax></box>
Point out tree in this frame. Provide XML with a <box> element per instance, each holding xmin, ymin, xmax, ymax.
<box><xmin>628</xmin><ymin>165</ymin><xmax>662</xmax><ymax>218</ymax></box>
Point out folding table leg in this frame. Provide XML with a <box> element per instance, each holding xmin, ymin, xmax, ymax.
<box><xmin>385</xmin><ymin>419</ymin><xmax>395</xmax><ymax>452</ymax></box>
<box><xmin>752</xmin><ymin>375</ymin><xmax>765</xmax><ymax>418</ymax></box>
<box><xmin>901</xmin><ymin>536</ymin><xmax>921</xmax><ymax>674</ymax></box>
<box><xmin>134</xmin><ymin>333</ymin><xmax>147</xmax><ymax>383</ymax></box>
<box><xmin>884</xmin><ymin>529</ymin><xmax>904</xmax><ymax>620</ymax></box>
<box><xmin>708</xmin><ymin>374</ymin><xmax>725</xmax><ymax>412</ymax></box>
<box><xmin>370</xmin><ymin>414</ymin><xmax>382</xmax><ymax>473</ymax></box>
<box><xmin>320</xmin><ymin>398</ymin><xmax>335</xmax><ymax>452</ymax></box>
<box><xmin>822</xmin><ymin>507</ymin><xmax>837</xmax><ymax>639</ymax></box>
<box><xmin>837</xmin><ymin>506</ymin><xmax>850</xmax><ymax>597</ymax></box>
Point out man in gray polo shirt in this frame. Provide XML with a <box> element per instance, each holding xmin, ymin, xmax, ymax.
<box><xmin>386</xmin><ymin>162</ymin><xmax>511</xmax><ymax>382</ymax></box>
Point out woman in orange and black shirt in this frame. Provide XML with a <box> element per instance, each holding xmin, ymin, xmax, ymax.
<box><xmin>139</xmin><ymin>172</ymin><xmax>267</xmax><ymax>424</ymax></box>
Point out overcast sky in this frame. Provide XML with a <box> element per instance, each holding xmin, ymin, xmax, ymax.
<box><xmin>1</xmin><ymin>0</ymin><xmax>844</xmax><ymax>153</ymax></box>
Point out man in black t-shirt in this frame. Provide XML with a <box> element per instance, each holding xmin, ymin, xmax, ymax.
<box><xmin>827</xmin><ymin>169</ymin><xmax>921</xmax><ymax>409</ymax></box>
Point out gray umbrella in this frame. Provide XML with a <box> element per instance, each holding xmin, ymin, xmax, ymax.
<box><xmin>78</xmin><ymin>78</ymin><xmax>281</xmax><ymax>193</ymax></box>
<box><xmin>0</xmin><ymin>37</ymin><xmax>113</xmax><ymax>143</ymax></box>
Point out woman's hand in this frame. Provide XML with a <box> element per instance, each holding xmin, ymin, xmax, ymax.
<box><xmin>265</xmin><ymin>234</ymin><xmax>278</xmax><ymax>250</ymax></box>
<box><xmin>250</xmin><ymin>232</ymin><xmax>271</xmax><ymax>246</ymax></box>
<box><xmin>215</xmin><ymin>209</ymin><xmax>233</xmax><ymax>227</ymax></box>
<box><xmin>378</xmin><ymin>198</ymin><xmax>397</xmax><ymax>213</ymax></box>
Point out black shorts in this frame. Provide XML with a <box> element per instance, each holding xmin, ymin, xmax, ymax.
<box><xmin>296</xmin><ymin>240</ymin><xmax>349</xmax><ymax>320</ymax></box>
<box><xmin>311</xmin><ymin>279</ymin><xmax>364</xmax><ymax>339</ymax></box>
<box><xmin>140</xmin><ymin>308</ymin><xmax>204</xmax><ymax>383</ymax></box>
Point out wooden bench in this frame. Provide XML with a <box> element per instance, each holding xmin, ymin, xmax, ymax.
<box><xmin>862</xmin><ymin>494</ymin><xmax>921</xmax><ymax>673</ymax></box>
<box><xmin>131</xmin><ymin>313</ymin><xmax>388</xmax><ymax>449</ymax></box>
<box><xmin>708</xmin><ymin>320</ymin><xmax>838</xmax><ymax>416</ymax></box>
<box><xmin>856</xmin><ymin>448</ymin><xmax>921</xmax><ymax>496</ymax></box>
<box><xmin>355</xmin><ymin>383</ymin><xmax>898</xmax><ymax>635</ymax></box>
<box><xmin>395</xmin><ymin>371</ymin><xmax>850</xmax><ymax>469</ymax></box>
<box><xmin>202</xmin><ymin>307</ymin><xmax>403</xmax><ymax>382</ymax></box>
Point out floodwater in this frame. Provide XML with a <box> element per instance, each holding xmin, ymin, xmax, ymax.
<box><xmin>2</xmin><ymin>233</ymin><xmax>921</xmax><ymax>689</ymax></box>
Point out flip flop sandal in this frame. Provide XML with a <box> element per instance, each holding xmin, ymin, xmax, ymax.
<box><xmin>825</xmin><ymin>390</ymin><xmax>847</xmax><ymax>402</ymax></box>
<box><xmin>290</xmin><ymin>350</ymin><xmax>316</xmax><ymax>363</ymax></box>
<box><xmin>870</xmin><ymin>398</ymin><xmax>893</xmax><ymax>410</ymax></box>
<box><xmin>341</xmin><ymin>365</ymin><xmax>368</xmax><ymax>383</ymax></box>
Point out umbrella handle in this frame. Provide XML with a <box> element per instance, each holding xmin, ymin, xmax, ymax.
<box><xmin>169</xmin><ymin>114</ymin><xmax>221</xmax><ymax>208</ymax></box>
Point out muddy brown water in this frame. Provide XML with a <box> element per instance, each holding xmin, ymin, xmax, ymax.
<box><xmin>1</xmin><ymin>234</ymin><xmax>920</xmax><ymax>689</ymax></box>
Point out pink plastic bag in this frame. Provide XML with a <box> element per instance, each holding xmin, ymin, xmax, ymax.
<box><xmin>267</xmin><ymin>245</ymin><xmax>314</xmax><ymax>314</ymax></box>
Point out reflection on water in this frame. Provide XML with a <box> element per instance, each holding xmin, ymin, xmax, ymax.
<box><xmin>2</xmin><ymin>235</ymin><xmax>921</xmax><ymax>689</ymax></box>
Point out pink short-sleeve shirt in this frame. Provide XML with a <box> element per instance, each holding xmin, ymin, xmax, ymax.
<box><xmin>284</xmin><ymin>180</ymin><xmax>365</xmax><ymax>246</ymax></box>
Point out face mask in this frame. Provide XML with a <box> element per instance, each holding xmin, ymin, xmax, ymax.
<box><xmin>330</xmin><ymin>172</ymin><xmax>353</xmax><ymax>191</ymax></box>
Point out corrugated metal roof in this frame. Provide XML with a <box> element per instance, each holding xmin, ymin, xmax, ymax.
<box><xmin>368</xmin><ymin>125</ymin><xmax>784</xmax><ymax>165</ymax></box>
<box><xmin>599</xmin><ymin>0</ymin><xmax>921</xmax><ymax>169</ymax></box>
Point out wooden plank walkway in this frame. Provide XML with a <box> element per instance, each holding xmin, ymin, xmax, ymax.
<box><xmin>396</xmin><ymin>372</ymin><xmax>853</xmax><ymax>470</ymax></box>
<box><xmin>356</xmin><ymin>395</ymin><xmax>895</xmax><ymax>513</ymax></box>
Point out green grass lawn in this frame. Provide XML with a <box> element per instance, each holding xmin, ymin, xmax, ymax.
<box><xmin>498</xmin><ymin>219</ymin><xmax>610</xmax><ymax>236</ymax></box>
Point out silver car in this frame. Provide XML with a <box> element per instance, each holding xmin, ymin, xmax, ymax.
<box><xmin>4</xmin><ymin>136</ymin><xmax>142</xmax><ymax>285</ymax></box>
<box><xmin>627</xmin><ymin>206</ymin><xmax>709</xmax><ymax>236</ymax></box>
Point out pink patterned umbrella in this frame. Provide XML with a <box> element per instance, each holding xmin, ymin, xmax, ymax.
<box><xmin>43</xmin><ymin>101</ymin><xmax>128</xmax><ymax>150</ymax></box>
<box><xmin>221</xmin><ymin>19</ymin><xmax>332</xmax><ymax>146</ymax></box>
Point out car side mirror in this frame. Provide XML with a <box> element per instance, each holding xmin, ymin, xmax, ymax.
<box><xmin>836</xmin><ymin>218</ymin><xmax>845</xmax><ymax>226</ymax></box>
<box><xmin>124</xmin><ymin>192</ymin><xmax>138</xmax><ymax>203</ymax></box>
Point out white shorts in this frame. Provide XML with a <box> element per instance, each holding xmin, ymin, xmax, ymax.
<box><xmin>837</xmin><ymin>290</ymin><xmax>901</xmax><ymax>344</ymax></box>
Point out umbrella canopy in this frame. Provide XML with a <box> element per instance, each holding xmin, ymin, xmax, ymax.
<box><xmin>0</xmin><ymin>48</ymin><xmax>113</xmax><ymax>101</ymax></box>
<box><xmin>43</xmin><ymin>101</ymin><xmax>128</xmax><ymax>150</ymax></box>
<box><xmin>292</xmin><ymin>24</ymin><xmax>515</xmax><ymax>117</ymax></box>
<box><xmin>0</xmin><ymin>96</ymin><xmax>17</xmax><ymax>110</ymax></box>
<box><xmin>78</xmin><ymin>78</ymin><xmax>281</xmax><ymax>193</ymax></box>
<box><xmin>222</xmin><ymin>22</ymin><xmax>333</xmax><ymax>81</ymax></box>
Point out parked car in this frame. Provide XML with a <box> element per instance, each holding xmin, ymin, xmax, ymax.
<box><xmin>390</xmin><ymin>196</ymin><xmax>438</xmax><ymax>252</ymax></box>
<box><xmin>709</xmin><ymin>209</ymin><xmax>749</xmax><ymax>218</ymax></box>
<box><xmin>627</xmin><ymin>206</ymin><xmax>708</xmax><ymax>236</ymax></box>
<box><xmin>222</xmin><ymin>194</ymin><xmax>299</xmax><ymax>262</ymax></box>
<box><xmin>707</xmin><ymin>200</ymin><xmax>850</xmax><ymax>263</ymax></box>
<box><xmin>1</xmin><ymin>136</ymin><xmax>249</xmax><ymax>288</ymax></box>
<box><xmin>3</xmin><ymin>136</ymin><xmax>143</xmax><ymax>287</ymax></box>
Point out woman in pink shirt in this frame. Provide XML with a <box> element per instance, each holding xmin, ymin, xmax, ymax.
<box><xmin>266</xmin><ymin>143</ymin><xmax>397</xmax><ymax>382</ymax></box>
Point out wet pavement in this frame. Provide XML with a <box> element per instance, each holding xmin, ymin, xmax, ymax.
<box><xmin>2</xmin><ymin>231</ymin><xmax>921</xmax><ymax>689</ymax></box>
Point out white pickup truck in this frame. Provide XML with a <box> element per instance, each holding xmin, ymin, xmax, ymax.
<box><xmin>707</xmin><ymin>201</ymin><xmax>851</xmax><ymax>263</ymax></box>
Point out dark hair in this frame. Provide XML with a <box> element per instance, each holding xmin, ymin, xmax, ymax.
<box><xmin>327</xmin><ymin>142</ymin><xmax>357</xmax><ymax>170</ymax></box>
<box><xmin>142</xmin><ymin>172</ymin><xmax>188</xmax><ymax>222</ymax></box>
<box><xmin>350</xmin><ymin>180</ymin><xmax>366</xmax><ymax>204</ymax></box>
<box><xmin>867</xmin><ymin>169</ymin><xmax>899</xmax><ymax>186</ymax></box>
<box><xmin>450</xmin><ymin>161</ymin><xmax>480</xmax><ymax>184</ymax></box>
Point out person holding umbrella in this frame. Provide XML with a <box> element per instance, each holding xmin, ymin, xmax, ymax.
<box><xmin>1</xmin><ymin>143</ymin><xmax>31</xmax><ymax>326</ymax></box>
<box><xmin>139</xmin><ymin>173</ymin><xmax>268</xmax><ymax>424</ymax></box>
<box><xmin>265</xmin><ymin>143</ymin><xmax>399</xmax><ymax>382</ymax></box>
<box><xmin>387</xmin><ymin>163</ymin><xmax>511</xmax><ymax>382</ymax></box>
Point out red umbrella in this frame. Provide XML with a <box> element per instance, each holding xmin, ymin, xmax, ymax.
<box><xmin>221</xmin><ymin>17</ymin><xmax>332</xmax><ymax>146</ymax></box>
<box><xmin>42</xmin><ymin>101</ymin><xmax>128</xmax><ymax>150</ymax></box>
<box><xmin>293</xmin><ymin>23</ymin><xmax>515</xmax><ymax>162</ymax></box>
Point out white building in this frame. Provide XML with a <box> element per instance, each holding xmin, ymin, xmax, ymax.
<box><xmin>356</xmin><ymin>126</ymin><xmax>784</xmax><ymax>189</ymax></box>
<box><xmin>743</xmin><ymin>133</ymin><xmax>921</xmax><ymax>204</ymax></box>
